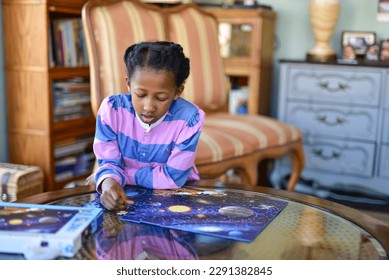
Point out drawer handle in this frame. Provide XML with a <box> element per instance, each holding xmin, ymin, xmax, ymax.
<box><xmin>316</xmin><ymin>115</ymin><xmax>346</xmax><ymax>126</ymax></box>
<box><xmin>318</xmin><ymin>81</ymin><xmax>349</xmax><ymax>92</ymax></box>
<box><xmin>312</xmin><ymin>148</ymin><xmax>341</xmax><ymax>160</ymax></box>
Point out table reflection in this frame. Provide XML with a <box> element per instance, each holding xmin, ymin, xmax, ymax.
<box><xmin>96</xmin><ymin>221</ymin><xmax>197</xmax><ymax>260</ymax></box>
<box><xmin>94</xmin><ymin>216</ymin><xmax>232</xmax><ymax>260</ymax></box>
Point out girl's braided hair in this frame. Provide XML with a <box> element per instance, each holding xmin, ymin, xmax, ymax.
<box><xmin>124</xmin><ymin>41</ymin><xmax>190</xmax><ymax>87</ymax></box>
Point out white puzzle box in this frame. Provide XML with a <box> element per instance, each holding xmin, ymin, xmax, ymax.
<box><xmin>0</xmin><ymin>202</ymin><xmax>103</xmax><ymax>259</ymax></box>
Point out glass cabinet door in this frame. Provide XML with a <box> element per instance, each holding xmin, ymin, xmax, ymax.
<box><xmin>219</xmin><ymin>23</ymin><xmax>253</xmax><ymax>58</ymax></box>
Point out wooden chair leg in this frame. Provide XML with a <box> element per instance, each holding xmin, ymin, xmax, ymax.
<box><xmin>236</xmin><ymin>159</ymin><xmax>258</xmax><ymax>186</ymax></box>
<box><xmin>256</xmin><ymin>159</ymin><xmax>274</xmax><ymax>187</ymax></box>
<box><xmin>286</xmin><ymin>141</ymin><xmax>305</xmax><ymax>192</ymax></box>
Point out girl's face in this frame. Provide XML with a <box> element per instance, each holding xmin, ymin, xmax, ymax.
<box><xmin>127</xmin><ymin>68</ymin><xmax>183</xmax><ymax>125</ymax></box>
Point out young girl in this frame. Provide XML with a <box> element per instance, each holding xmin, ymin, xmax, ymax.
<box><xmin>93</xmin><ymin>41</ymin><xmax>205</xmax><ymax>210</ymax></box>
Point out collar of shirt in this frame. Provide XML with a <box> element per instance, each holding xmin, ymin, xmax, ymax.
<box><xmin>135</xmin><ymin>112</ymin><xmax>167</xmax><ymax>133</ymax></box>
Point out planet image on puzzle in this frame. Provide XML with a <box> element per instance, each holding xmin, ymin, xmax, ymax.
<box><xmin>125</xmin><ymin>188</ymin><xmax>147</xmax><ymax>197</ymax></box>
<box><xmin>8</xmin><ymin>219</ymin><xmax>23</xmax><ymax>225</ymax></box>
<box><xmin>228</xmin><ymin>230</ymin><xmax>244</xmax><ymax>237</ymax></box>
<box><xmin>218</xmin><ymin>206</ymin><xmax>254</xmax><ymax>218</ymax></box>
<box><xmin>167</xmin><ymin>205</ymin><xmax>192</xmax><ymax>213</ymax></box>
<box><xmin>150</xmin><ymin>202</ymin><xmax>161</xmax><ymax>207</ymax></box>
<box><xmin>39</xmin><ymin>216</ymin><xmax>60</xmax><ymax>224</ymax></box>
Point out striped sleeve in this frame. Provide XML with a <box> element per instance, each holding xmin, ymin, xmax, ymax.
<box><xmin>93</xmin><ymin>96</ymin><xmax>127</xmax><ymax>190</ymax></box>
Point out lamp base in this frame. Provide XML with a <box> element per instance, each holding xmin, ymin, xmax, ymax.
<box><xmin>306</xmin><ymin>52</ymin><xmax>337</xmax><ymax>63</ymax></box>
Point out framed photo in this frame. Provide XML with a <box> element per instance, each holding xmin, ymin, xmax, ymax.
<box><xmin>341</xmin><ymin>31</ymin><xmax>376</xmax><ymax>56</ymax></box>
<box><xmin>365</xmin><ymin>44</ymin><xmax>380</xmax><ymax>61</ymax></box>
<box><xmin>342</xmin><ymin>44</ymin><xmax>356</xmax><ymax>61</ymax></box>
<box><xmin>380</xmin><ymin>40</ymin><xmax>389</xmax><ymax>61</ymax></box>
<box><xmin>377</xmin><ymin>0</ymin><xmax>389</xmax><ymax>22</ymax></box>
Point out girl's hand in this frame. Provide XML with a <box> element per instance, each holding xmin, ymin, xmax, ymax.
<box><xmin>100</xmin><ymin>178</ymin><xmax>132</xmax><ymax>211</ymax></box>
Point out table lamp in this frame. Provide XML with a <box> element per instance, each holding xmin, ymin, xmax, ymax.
<box><xmin>306</xmin><ymin>0</ymin><xmax>340</xmax><ymax>62</ymax></box>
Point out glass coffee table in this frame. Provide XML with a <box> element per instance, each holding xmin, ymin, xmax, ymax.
<box><xmin>4</xmin><ymin>180</ymin><xmax>389</xmax><ymax>260</ymax></box>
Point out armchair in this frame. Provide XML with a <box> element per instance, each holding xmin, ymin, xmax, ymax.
<box><xmin>82</xmin><ymin>0</ymin><xmax>304</xmax><ymax>191</ymax></box>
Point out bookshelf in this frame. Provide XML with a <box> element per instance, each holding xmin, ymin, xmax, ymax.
<box><xmin>3</xmin><ymin>0</ymin><xmax>95</xmax><ymax>191</ymax></box>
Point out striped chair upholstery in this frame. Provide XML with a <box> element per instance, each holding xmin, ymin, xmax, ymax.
<box><xmin>82</xmin><ymin>0</ymin><xmax>305</xmax><ymax>191</ymax></box>
<box><xmin>166</xmin><ymin>5</ymin><xmax>227</xmax><ymax>112</ymax></box>
<box><xmin>199</xmin><ymin>114</ymin><xmax>302</xmax><ymax>164</ymax></box>
<box><xmin>82</xmin><ymin>0</ymin><xmax>166</xmax><ymax>115</ymax></box>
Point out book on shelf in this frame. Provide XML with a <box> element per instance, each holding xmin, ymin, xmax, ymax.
<box><xmin>48</xmin><ymin>24</ymin><xmax>55</xmax><ymax>67</ymax></box>
<box><xmin>54</xmin><ymin>93</ymin><xmax>91</xmax><ymax>107</ymax></box>
<box><xmin>0</xmin><ymin>202</ymin><xmax>103</xmax><ymax>259</ymax></box>
<box><xmin>55</xmin><ymin>156</ymin><xmax>78</xmax><ymax>174</ymax></box>
<box><xmin>50</xmin><ymin>18</ymin><xmax>89</xmax><ymax>67</ymax></box>
<box><xmin>54</xmin><ymin>136</ymin><xmax>94</xmax><ymax>158</ymax></box>
<box><xmin>54</xmin><ymin>136</ymin><xmax>95</xmax><ymax>182</ymax></box>
<box><xmin>53</xmin><ymin>104</ymin><xmax>90</xmax><ymax>116</ymax></box>
<box><xmin>53</xmin><ymin>78</ymin><xmax>92</xmax><ymax>122</ymax></box>
<box><xmin>55</xmin><ymin>170</ymin><xmax>74</xmax><ymax>182</ymax></box>
<box><xmin>55</xmin><ymin>151</ymin><xmax>95</xmax><ymax>182</ymax></box>
<box><xmin>54</xmin><ymin>78</ymin><xmax>90</xmax><ymax>92</ymax></box>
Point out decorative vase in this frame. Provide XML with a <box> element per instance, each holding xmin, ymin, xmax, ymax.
<box><xmin>306</xmin><ymin>0</ymin><xmax>340</xmax><ymax>62</ymax></box>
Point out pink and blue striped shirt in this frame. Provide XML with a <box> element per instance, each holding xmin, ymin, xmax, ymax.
<box><xmin>93</xmin><ymin>94</ymin><xmax>205</xmax><ymax>190</ymax></box>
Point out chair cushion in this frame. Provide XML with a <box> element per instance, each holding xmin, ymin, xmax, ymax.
<box><xmin>196</xmin><ymin>113</ymin><xmax>302</xmax><ymax>164</ymax></box>
<box><xmin>196</xmin><ymin>125</ymin><xmax>255</xmax><ymax>165</ymax></box>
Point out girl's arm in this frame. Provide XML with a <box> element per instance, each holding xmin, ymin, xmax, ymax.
<box><xmin>93</xmin><ymin>97</ymin><xmax>127</xmax><ymax>192</ymax></box>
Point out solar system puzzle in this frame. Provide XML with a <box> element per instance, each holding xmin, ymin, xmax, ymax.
<box><xmin>0</xmin><ymin>202</ymin><xmax>103</xmax><ymax>259</ymax></box>
<box><xmin>116</xmin><ymin>186</ymin><xmax>288</xmax><ymax>243</ymax></box>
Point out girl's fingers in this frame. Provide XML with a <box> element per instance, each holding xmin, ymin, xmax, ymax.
<box><xmin>101</xmin><ymin>185</ymin><xmax>130</xmax><ymax>211</ymax></box>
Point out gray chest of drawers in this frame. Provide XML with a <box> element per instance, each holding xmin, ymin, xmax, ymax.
<box><xmin>272</xmin><ymin>60</ymin><xmax>389</xmax><ymax>195</ymax></box>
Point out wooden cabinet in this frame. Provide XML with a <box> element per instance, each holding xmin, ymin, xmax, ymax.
<box><xmin>273</xmin><ymin>60</ymin><xmax>389</xmax><ymax>196</ymax></box>
<box><xmin>207</xmin><ymin>8</ymin><xmax>276</xmax><ymax>115</ymax></box>
<box><xmin>3</xmin><ymin>0</ymin><xmax>95</xmax><ymax>191</ymax></box>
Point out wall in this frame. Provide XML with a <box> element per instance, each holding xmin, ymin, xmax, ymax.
<box><xmin>0</xmin><ymin>5</ymin><xmax>7</xmax><ymax>162</ymax></box>
<box><xmin>260</xmin><ymin>0</ymin><xmax>389</xmax><ymax>115</ymax></box>
<box><xmin>0</xmin><ymin>0</ymin><xmax>388</xmax><ymax>162</ymax></box>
